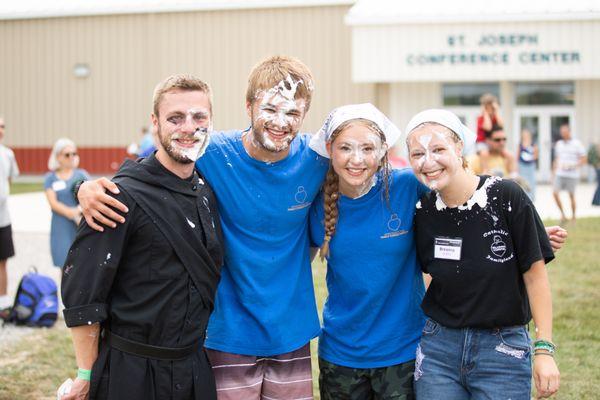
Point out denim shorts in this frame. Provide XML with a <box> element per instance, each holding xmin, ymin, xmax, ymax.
<box><xmin>414</xmin><ymin>318</ymin><xmax>532</xmax><ymax>400</ymax></box>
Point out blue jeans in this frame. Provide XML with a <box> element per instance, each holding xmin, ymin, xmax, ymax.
<box><xmin>414</xmin><ymin>319</ymin><xmax>532</xmax><ymax>400</ymax></box>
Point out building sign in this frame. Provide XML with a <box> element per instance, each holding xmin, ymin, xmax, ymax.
<box><xmin>351</xmin><ymin>21</ymin><xmax>600</xmax><ymax>82</ymax></box>
<box><xmin>406</xmin><ymin>33</ymin><xmax>581</xmax><ymax>67</ymax></box>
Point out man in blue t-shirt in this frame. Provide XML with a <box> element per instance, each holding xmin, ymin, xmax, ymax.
<box><xmin>76</xmin><ymin>56</ymin><xmax>328</xmax><ymax>399</ymax></box>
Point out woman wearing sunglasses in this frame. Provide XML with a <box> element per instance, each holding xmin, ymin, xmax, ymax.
<box><xmin>44</xmin><ymin>138</ymin><xmax>89</xmax><ymax>270</ymax></box>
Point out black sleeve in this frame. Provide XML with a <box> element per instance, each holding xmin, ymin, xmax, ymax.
<box><xmin>503</xmin><ymin>180</ymin><xmax>554</xmax><ymax>274</ymax></box>
<box><xmin>61</xmin><ymin>188</ymin><xmax>134</xmax><ymax>327</ymax></box>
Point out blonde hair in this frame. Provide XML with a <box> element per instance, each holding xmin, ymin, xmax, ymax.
<box><xmin>246</xmin><ymin>55</ymin><xmax>314</xmax><ymax>111</ymax></box>
<box><xmin>479</xmin><ymin>93</ymin><xmax>498</xmax><ymax>106</ymax></box>
<box><xmin>153</xmin><ymin>74</ymin><xmax>213</xmax><ymax>117</ymax></box>
<box><xmin>319</xmin><ymin>119</ymin><xmax>391</xmax><ymax>260</ymax></box>
<box><xmin>48</xmin><ymin>138</ymin><xmax>78</xmax><ymax>171</ymax></box>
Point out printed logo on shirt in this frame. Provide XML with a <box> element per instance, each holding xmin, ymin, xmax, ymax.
<box><xmin>380</xmin><ymin>213</ymin><xmax>408</xmax><ymax>239</ymax></box>
<box><xmin>490</xmin><ymin>235</ymin><xmax>506</xmax><ymax>257</ymax></box>
<box><xmin>483</xmin><ymin>229</ymin><xmax>514</xmax><ymax>263</ymax></box>
<box><xmin>288</xmin><ymin>185</ymin><xmax>312</xmax><ymax>211</ymax></box>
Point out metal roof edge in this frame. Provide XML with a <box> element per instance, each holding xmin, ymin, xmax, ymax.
<box><xmin>0</xmin><ymin>0</ymin><xmax>356</xmax><ymax>21</ymax></box>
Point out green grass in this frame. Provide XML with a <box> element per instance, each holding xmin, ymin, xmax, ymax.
<box><xmin>9</xmin><ymin>182</ymin><xmax>44</xmax><ymax>194</ymax></box>
<box><xmin>0</xmin><ymin>325</ymin><xmax>75</xmax><ymax>400</ymax></box>
<box><xmin>0</xmin><ymin>218</ymin><xmax>598</xmax><ymax>399</ymax></box>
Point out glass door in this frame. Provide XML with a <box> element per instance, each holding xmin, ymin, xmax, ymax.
<box><xmin>513</xmin><ymin>107</ymin><xmax>575</xmax><ymax>182</ymax></box>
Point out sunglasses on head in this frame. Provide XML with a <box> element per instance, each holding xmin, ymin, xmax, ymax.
<box><xmin>62</xmin><ymin>152</ymin><xmax>78</xmax><ymax>158</ymax></box>
<box><xmin>492</xmin><ymin>137</ymin><xmax>507</xmax><ymax>143</ymax></box>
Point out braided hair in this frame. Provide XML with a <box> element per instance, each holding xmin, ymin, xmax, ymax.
<box><xmin>319</xmin><ymin>119</ymin><xmax>391</xmax><ymax>260</ymax></box>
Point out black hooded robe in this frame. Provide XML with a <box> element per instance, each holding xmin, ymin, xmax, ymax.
<box><xmin>62</xmin><ymin>154</ymin><xmax>223</xmax><ymax>400</ymax></box>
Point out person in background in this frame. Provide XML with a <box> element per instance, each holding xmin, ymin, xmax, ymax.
<box><xmin>44</xmin><ymin>138</ymin><xmax>89</xmax><ymax>269</ymax></box>
<box><xmin>138</xmin><ymin>126</ymin><xmax>156</xmax><ymax>157</ymax></box>
<box><xmin>387</xmin><ymin>143</ymin><xmax>409</xmax><ymax>169</ymax></box>
<box><xmin>469</xmin><ymin>126</ymin><xmax>516</xmax><ymax>178</ymax></box>
<box><xmin>126</xmin><ymin>126</ymin><xmax>156</xmax><ymax>158</ymax></box>
<box><xmin>518</xmin><ymin>128</ymin><xmax>539</xmax><ymax>201</ymax></box>
<box><xmin>587</xmin><ymin>143</ymin><xmax>600</xmax><ymax>206</ymax></box>
<box><xmin>0</xmin><ymin>116</ymin><xmax>20</xmax><ymax>317</ymax></box>
<box><xmin>476</xmin><ymin>93</ymin><xmax>503</xmax><ymax>153</ymax></box>
<box><xmin>552</xmin><ymin>123</ymin><xmax>587</xmax><ymax>224</ymax></box>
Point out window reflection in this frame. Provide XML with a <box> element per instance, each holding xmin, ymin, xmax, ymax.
<box><xmin>516</xmin><ymin>82</ymin><xmax>574</xmax><ymax>105</ymax></box>
<box><xmin>443</xmin><ymin>83</ymin><xmax>500</xmax><ymax>106</ymax></box>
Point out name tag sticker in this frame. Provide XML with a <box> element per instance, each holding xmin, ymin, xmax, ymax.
<box><xmin>52</xmin><ymin>180</ymin><xmax>67</xmax><ymax>192</ymax></box>
<box><xmin>434</xmin><ymin>237</ymin><xmax>462</xmax><ymax>260</ymax></box>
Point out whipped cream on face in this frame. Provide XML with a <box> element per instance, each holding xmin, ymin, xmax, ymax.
<box><xmin>341</xmin><ymin>134</ymin><xmax>385</xmax><ymax>164</ymax></box>
<box><xmin>173</xmin><ymin>126</ymin><xmax>210</xmax><ymax>162</ymax></box>
<box><xmin>253</xmin><ymin>74</ymin><xmax>307</xmax><ymax>152</ymax></box>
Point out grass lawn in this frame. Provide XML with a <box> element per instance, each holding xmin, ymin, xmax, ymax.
<box><xmin>9</xmin><ymin>182</ymin><xmax>44</xmax><ymax>194</ymax></box>
<box><xmin>0</xmin><ymin>218</ymin><xmax>598</xmax><ymax>399</ymax></box>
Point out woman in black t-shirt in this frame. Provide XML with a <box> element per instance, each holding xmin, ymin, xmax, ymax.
<box><xmin>405</xmin><ymin>109</ymin><xmax>559</xmax><ymax>400</ymax></box>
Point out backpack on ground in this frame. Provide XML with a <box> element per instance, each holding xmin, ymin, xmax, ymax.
<box><xmin>3</xmin><ymin>267</ymin><xmax>58</xmax><ymax>327</ymax></box>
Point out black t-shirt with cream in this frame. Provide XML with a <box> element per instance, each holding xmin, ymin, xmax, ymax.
<box><xmin>414</xmin><ymin>175</ymin><xmax>554</xmax><ymax>329</ymax></box>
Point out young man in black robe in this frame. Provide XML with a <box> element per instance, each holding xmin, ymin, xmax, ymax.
<box><xmin>60</xmin><ymin>75</ymin><xmax>223</xmax><ymax>400</ymax></box>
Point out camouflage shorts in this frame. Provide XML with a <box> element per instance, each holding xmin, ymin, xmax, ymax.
<box><xmin>319</xmin><ymin>357</ymin><xmax>415</xmax><ymax>400</ymax></box>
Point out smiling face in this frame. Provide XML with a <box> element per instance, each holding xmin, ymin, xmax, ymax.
<box><xmin>407</xmin><ymin>123</ymin><xmax>463</xmax><ymax>191</ymax></box>
<box><xmin>246</xmin><ymin>78</ymin><xmax>307</xmax><ymax>154</ymax></box>
<box><xmin>327</xmin><ymin>121</ymin><xmax>387</xmax><ymax>197</ymax></box>
<box><xmin>152</xmin><ymin>89</ymin><xmax>212</xmax><ymax>164</ymax></box>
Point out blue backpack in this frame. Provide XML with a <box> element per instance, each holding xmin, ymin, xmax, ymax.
<box><xmin>5</xmin><ymin>267</ymin><xmax>58</xmax><ymax>327</ymax></box>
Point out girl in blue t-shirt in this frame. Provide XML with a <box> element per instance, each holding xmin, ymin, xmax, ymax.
<box><xmin>44</xmin><ymin>138</ymin><xmax>89</xmax><ymax>268</ymax></box>
<box><xmin>308</xmin><ymin>104</ymin><xmax>427</xmax><ymax>399</ymax></box>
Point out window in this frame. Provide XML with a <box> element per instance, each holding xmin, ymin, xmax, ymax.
<box><xmin>443</xmin><ymin>83</ymin><xmax>500</xmax><ymax>106</ymax></box>
<box><xmin>515</xmin><ymin>82</ymin><xmax>574</xmax><ymax>105</ymax></box>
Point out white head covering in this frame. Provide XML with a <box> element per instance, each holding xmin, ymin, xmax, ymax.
<box><xmin>309</xmin><ymin>103</ymin><xmax>402</xmax><ymax>158</ymax></box>
<box><xmin>405</xmin><ymin>109</ymin><xmax>476</xmax><ymax>155</ymax></box>
<box><xmin>48</xmin><ymin>138</ymin><xmax>78</xmax><ymax>171</ymax></box>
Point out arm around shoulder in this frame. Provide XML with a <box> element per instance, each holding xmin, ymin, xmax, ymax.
<box><xmin>78</xmin><ymin>177</ymin><xmax>129</xmax><ymax>231</ymax></box>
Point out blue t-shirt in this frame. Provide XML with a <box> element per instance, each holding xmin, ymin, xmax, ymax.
<box><xmin>309</xmin><ymin>168</ymin><xmax>428</xmax><ymax>368</ymax></box>
<box><xmin>196</xmin><ymin>130</ymin><xmax>329</xmax><ymax>355</ymax></box>
<box><xmin>44</xmin><ymin>169</ymin><xmax>90</xmax><ymax>267</ymax></box>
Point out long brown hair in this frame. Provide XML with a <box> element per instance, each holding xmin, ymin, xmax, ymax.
<box><xmin>319</xmin><ymin>119</ymin><xmax>391</xmax><ymax>260</ymax></box>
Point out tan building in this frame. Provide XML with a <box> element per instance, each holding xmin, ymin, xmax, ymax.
<box><xmin>0</xmin><ymin>0</ymin><xmax>369</xmax><ymax>173</ymax></box>
<box><xmin>1</xmin><ymin>0</ymin><xmax>599</xmax><ymax>179</ymax></box>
